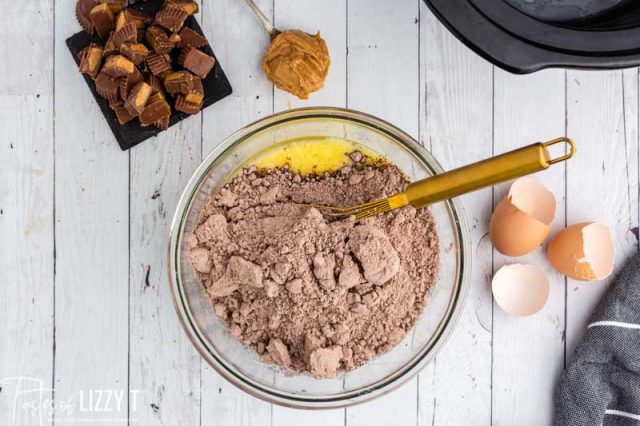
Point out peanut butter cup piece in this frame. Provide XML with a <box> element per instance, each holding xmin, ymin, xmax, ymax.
<box><xmin>125</xmin><ymin>81</ymin><xmax>152</xmax><ymax>116</ymax></box>
<box><xmin>139</xmin><ymin>95</ymin><xmax>171</xmax><ymax>127</ymax></box>
<box><xmin>79</xmin><ymin>43</ymin><xmax>104</xmax><ymax>79</ymax></box>
<box><xmin>116</xmin><ymin>9</ymin><xmax>153</xmax><ymax>31</ymax></box>
<box><xmin>146</xmin><ymin>53</ymin><xmax>172</xmax><ymax>77</ymax></box>
<box><xmin>146</xmin><ymin>25</ymin><xmax>174</xmax><ymax>54</ymax></box>
<box><xmin>185</xmin><ymin>76</ymin><xmax>204</xmax><ymax>104</ymax></box>
<box><xmin>177</xmin><ymin>27</ymin><xmax>207</xmax><ymax>48</ymax></box>
<box><xmin>76</xmin><ymin>0</ymin><xmax>100</xmax><ymax>34</ymax></box>
<box><xmin>102</xmin><ymin>54</ymin><xmax>135</xmax><ymax>77</ymax></box>
<box><xmin>178</xmin><ymin>47</ymin><xmax>215</xmax><ymax>78</ymax></box>
<box><xmin>168</xmin><ymin>32</ymin><xmax>181</xmax><ymax>44</ymax></box>
<box><xmin>147</xmin><ymin>74</ymin><xmax>166</xmax><ymax>97</ymax></box>
<box><xmin>175</xmin><ymin>94</ymin><xmax>202</xmax><ymax>115</ymax></box>
<box><xmin>163</xmin><ymin>70</ymin><xmax>194</xmax><ymax>95</ymax></box>
<box><xmin>155</xmin><ymin>7</ymin><xmax>188</xmax><ymax>32</ymax></box>
<box><xmin>103</xmin><ymin>32</ymin><xmax>118</xmax><ymax>57</ymax></box>
<box><xmin>108</xmin><ymin>98</ymin><xmax>123</xmax><ymax>111</ymax></box>
<box><xmin>119</xmin><ymin>66</ymin><xmax>143</xmax><ymax>99</ymax></box>
<box><xmin>95</xmin><ymin>71</ymin><xmax>120</xmax><ymax>102</ymax></box>
<box><xmin>155</xmin><ymin>115</ymin><xmax>170</xmax><ymax>130</ymax></box>
<box><xmin>102</xmin><ymin>0</ymin><xmax>126</xmax><ymax>14</ymax></box>
<box><xmin>163</xmin><ymin>0</ymin><xmax>199</xmax><ymax>15</ymax></box>
<box><xmin>113</xmin><ymin>22</ymin><xmax>137</xmax><ymax>48</ymax></box>
<box><xmin>114</xmin><ymin>105</ymin><xmax>135</xmax><ymax>125</ymax></box>
<box><xmin>89</xmin><ymin>3</ymin><xmax>115</xmax><ymax>39</ymax></box>
<box><xmin>120</xmin><ymin>43</ymin><xmax>149</xmax><ymax>65</ymax></box>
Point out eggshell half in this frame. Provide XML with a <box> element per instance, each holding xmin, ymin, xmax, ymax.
<box><xmin>490</xmin><ymin>177</ymin><xmax>556</xmax><ymax>256</ymax></box>
<box><xmin>547</xmin><ymin>222</ymin><xmax>614</xmax><ymax>281</ymax></box>
<box><xmin>492</xmin><ymin>264</ymin><xmax>550</xmax><ymax>316</ymax></box>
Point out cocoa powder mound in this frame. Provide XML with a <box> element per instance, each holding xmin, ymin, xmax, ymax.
<box><xmin>188</xmin><ymin>153</ymin><xmax>439</xmax><ymax>379</ymax></box>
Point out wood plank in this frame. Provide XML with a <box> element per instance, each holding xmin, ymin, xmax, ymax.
<box><xmin>270</xmin><ymin>0</ymin><xmax>346</xmax><ymax>422</ymax></box>
<box><xmin>200</xmin><ymin>0</ymin><xmax>274</xmax><ymax>424</ymax></box>
<box><xmin>53</xmin><ymin>0</ymin><xmax>129</xmax><ymax>422</ymax></box>
<box><xmin>345</xmin><ymin>0</ymin><xmax>419</xmax><ymax>425</ymax></box>
<box><xmin>128</xmin><ymin>94</ymin><xmax>203</xmax><ymax>424</ymax></box>
<box><xmin>418</xmin><ymin>5</ymin><xmax>493</xmax><ymax>425</ymax></box>
<box><xmin>491</xmin><ymin>68</ymin><xmax>566</xmax><ymax>425</ymax></box>
<box><xmin>0</xmin><ymin>1</ymin><xmax>54</xmax><ymax>424</ymax></box>
<box><xmin>565</xmin><ymin>70</ymin><xmax>640</xmax><ymax>357</ymax></box>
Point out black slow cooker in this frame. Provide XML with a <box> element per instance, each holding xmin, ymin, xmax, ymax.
<box><xmin>425</xmin><ymin>0</ymin><xmax>640</xmax><ymax>73</ymax></box>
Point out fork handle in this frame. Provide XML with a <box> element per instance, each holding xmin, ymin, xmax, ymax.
<box><xmin>404</xmin><ymin>138</ymin><xmax>575</xmax><ymax>209</ymax></box>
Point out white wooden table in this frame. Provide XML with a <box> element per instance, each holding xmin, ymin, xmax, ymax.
<box><xmin>2</xmin><ymin>0</ymin><xmax>639</xmax><ymax>424</ymax></box>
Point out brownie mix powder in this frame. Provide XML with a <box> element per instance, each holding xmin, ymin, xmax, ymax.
<box><xmin>188</xmin><ymin>152</ymin><xmax>439</xmax><ymax>378</ymax></box>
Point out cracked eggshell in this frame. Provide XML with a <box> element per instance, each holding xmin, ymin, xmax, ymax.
<box><xmin>490</xmin><ymin>177</ymin><xmax>556</xmax><ymax>257</ymax></box>
<box><xmin>547</xmin><ymin>222</ymin><xmax>614</xmax><ymax>281</ymax></box>
<box><xmin>492</xmin><ymin>264</ymin><xmax>550</xmax><ymax>316</ymax></box>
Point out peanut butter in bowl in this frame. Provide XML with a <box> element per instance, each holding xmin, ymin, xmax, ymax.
<box><xmin>261</xmin><ymin>30</ymin><xmax>330</xmax><ymax>100</ymax></box>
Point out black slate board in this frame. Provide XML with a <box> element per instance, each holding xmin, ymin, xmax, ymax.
<box><xmin>66</xmin><ymin>1</ymin><xmax>233</xmax><ymax>151</ymax></box>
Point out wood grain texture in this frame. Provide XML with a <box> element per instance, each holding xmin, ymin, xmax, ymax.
<box><xmin>0</xmin><ymin>1</ymin><xmax>54</xmax><ymax>424</ymax></box>
<box><xmin>200</xmin><ymin>1</ymin><xmax>274</xmax><ymax>424</ymax></box>
<box><xmin>2</xmin><ymin>1</ymin><xmax>640</xmax><ymax>424</ymax></box>
<box><xmin>418</xmin><ymin>6</ymin><xmax>493</xmax><ymax>425</ymax></box>
<box><xmin>565</xmin><ymin>70</ymin><xmax>640</xmax><ymax>357</ymax></box>
<box><xmin>491</xmin><ymin>68</ymin><xmax>566</xmax><ymax>425</ymax></box>
<box><xmin>53</xmin><ymin>0</ymin><xmax>129</xmax><ymax>423</ymax></box>
<box><xmin>128</xmin><ymin>106</ymin><xmax>203</xmax><ymax>424</ymax></box>
<box><xmin>346</xmin><ymin>0</ymin><xmax>419</xmax><ymax>424</ymax></box>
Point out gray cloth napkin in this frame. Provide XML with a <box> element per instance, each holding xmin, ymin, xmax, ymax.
<box><xmin>556</xmin><ymin>252</ymin><xmax>640</xmax><ymax>426</ymax></box>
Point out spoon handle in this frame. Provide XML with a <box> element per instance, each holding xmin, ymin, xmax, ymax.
<box><xmin>243</xmin><ymin>0</ymin><xmax>280</xmax><ymax>38</ymax></box>
<box><xmin>404</xmin><ymin>137</ymin><xmax>575</xmax><ymax>209</ymax></box>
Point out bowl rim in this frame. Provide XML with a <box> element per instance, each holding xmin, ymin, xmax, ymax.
<box><xmin>167</xmin><ymin>106</ymin><xmax>472</xmax><ymax>409</ymax></box>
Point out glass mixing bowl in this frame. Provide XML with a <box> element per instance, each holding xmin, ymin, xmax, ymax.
<box><xmin>168</xmin><ymin>107</ymin><xmax>471</xmax><ymax>409</ymax></box>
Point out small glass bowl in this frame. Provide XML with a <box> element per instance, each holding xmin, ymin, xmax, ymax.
<box><xmin>168</xmin><ymin>107</ymin><xmax>471</xmax><ymax>409</ymax></box>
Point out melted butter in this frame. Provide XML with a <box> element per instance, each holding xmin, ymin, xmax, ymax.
<box><xmin>247</xmin><ymin>137</ymin><xmax>381</xmax><ymax>175</ymax></box>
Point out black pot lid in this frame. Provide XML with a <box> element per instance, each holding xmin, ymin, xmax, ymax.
<box><xmin>425</xmin><ymin>0</ymin><xmax>640</xmax><ymax>73</ymax></box>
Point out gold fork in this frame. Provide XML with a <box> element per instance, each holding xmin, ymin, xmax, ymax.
<box><xmin>307</xmin><ymin>137</ymin><xmax>575</xmax><ymax>221</ymax></box>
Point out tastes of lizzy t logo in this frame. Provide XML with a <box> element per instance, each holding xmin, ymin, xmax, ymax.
<box><xmin>0</xmin><ymin>377</ymin><xmax>140</xmax><ymax>424</ymax></box>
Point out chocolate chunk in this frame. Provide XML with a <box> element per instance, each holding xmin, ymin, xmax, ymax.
<box><xmin>163</xmin><ymin>0</ymin><xmax>199</xmax><ymax>15</ymax></box>
<box><xmin>76</xmin><ymin>0</ymin><xmax>100</xmax><ymax>34</ymax></box>
<box><xmin>89</xmin><ymin>3</ymin><xmax>115</xmax><ymax>39</ymax></box>
<box><xmin>103</xmin><ymin>32</ymin><xmax>118</xmax><ymax>56</ymax></box>
<box><xmin>78</xmin><ymin>43</ymin><xmax>103</xmax><ymax>79</ymax></box>
<box><xmin>163</xmin><ymin>70</ymin><xmax>194</xmax><ymax>95</ymax></box>
<box><xmin>178</xmin><ymin>26</ymin><xmax>207</xmax><ymax>48</ymax></box>
<box><xmin>119</xmin><ymin>66</ymin><xmax>143</xmax><ymax>99</ymax></box>
<box><xmin>146</xmin><ymin>53</ymin><xmax>172</xmax><ymax>77</ymax></box>
<box><xmin>178</xmin><ymin>47</ymin><xmax>215</xmax><ymax>78</ymax></box>
<box><xmin>139</xmin><ymin>95</ymin><xmax>171</xmax><ymax>127</ymax></box>
<box><xmin>146</xmin><ymin>25</ymin><xmax>174</xmax><ymax>54</ymax></box>
<box><xmin>114</xmin><ymin>105</ymin><xmax>135</xmax><ymax>125</ymax></box>
<box><xmin>125</xmin><ymin>81</ymin><xmax>152</xmax><ymax>116</ymax></box>
<box><xmin>120</xmin><ymin>43</ymin><xmax>148</xmax><ymax>65</ymax></box>
<box><xmin>154</xmin><ymin>7</ymin><xmax>188</xmax><ymax>32</ymax></box>
<box><xmin>102</xmin><ymin>54</ymin><xmax>134</xmax><ymax>77</ymax></box>
<box><xmin>112</xmin><ymin>22</ymin><xmax>137</xmax><ymax>48</ymax></box>
<box><xmin>116</xmin><ymin>9</ymin><xmax>153</xmax><ymax>31</ymax></box>
<box><xmin>185</xmin><ymin>76</ymin><xmax>203</xmax><ymax>104</ymax></box>
<box><xmin>175</xmin><ymin>94</ymin><xmax>202</xmax><ymax>115</ymax></box>
<box><xmin>95</xmin><ymin>71</ymin><xmax>120</xmax><ymax>102</ymax></box>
